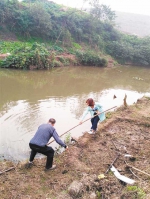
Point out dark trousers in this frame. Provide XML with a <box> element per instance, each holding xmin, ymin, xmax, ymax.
<box><xmin>29</xmin><ymin>143</ymin><xmax>54</xmax><ymax>169</ymax></box>
<box><xmin>91</xmin><ymin>115</ymin><xmax>100</xmax><ymax>131</ymax></box>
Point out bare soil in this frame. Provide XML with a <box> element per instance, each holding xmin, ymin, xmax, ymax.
<box><xmin>0</xmin><ymin>97</ymin><xmax>150</xmax><ymax>199</ymax></box>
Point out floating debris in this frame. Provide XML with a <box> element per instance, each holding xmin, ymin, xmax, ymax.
<box><xmin>113</xmin><ymin>95</ymin><xmax>117</xmax><ymax>99</ymax></box>
<box><xmin>133</xmin><ymin>77</ymin><xmax>144</xmax><ymax>81</ymax></box>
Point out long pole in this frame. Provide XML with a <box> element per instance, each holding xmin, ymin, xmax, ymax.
<box><xmin>47</xmin><ymin>106</ymin><xmax>117</xmax><ymax>145</ymax></box>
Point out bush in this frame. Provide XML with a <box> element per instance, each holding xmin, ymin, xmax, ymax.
<box><xmin>50</xmin><ymin>60</ymin><xmax>63</xmax><ymax>67</ymax></box>
<box><xmin>0</xmin><ymin>42</ymin><xmax>51</xmax><ymax>69</ymax></box>
<box><xmin>49</xmin><ymin>45</ymin><xmax>64</xmax><ymax>53</ymax></box>
<box><xmin>72</xmin><ymin>42</ymin><xmax>82</xmax><ymax>50</ymax></box>
<box><xmin>75</xmin><ymin>50</ymin><xmax>107</xmax><ymax>66</ymax></box>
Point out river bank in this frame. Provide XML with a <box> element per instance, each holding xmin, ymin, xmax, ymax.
<box><xmin>0</xmin><ymin>96</ymin><xmax>150</xmax><ymax>199</ymax></box>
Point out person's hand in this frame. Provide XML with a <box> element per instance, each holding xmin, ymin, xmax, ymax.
<box><xmin>97</xmin><ymin>111</ymin><xmax>100</xmax><ymax>115</ymax></box>
<box><xmin>65</xmin><ymin>146</ymin><xmax>68</xmax><ymax>150</ymax></box>
<box><xmin>79</xmin><ymin>121</ymin><xmax>82</xmax><ymax>125</ymax></box>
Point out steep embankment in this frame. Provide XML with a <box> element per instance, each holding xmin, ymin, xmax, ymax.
<box><xmin>0</xmin><ymin>97</ymin><xmax>150</xmax><ymax>198</ymax></box>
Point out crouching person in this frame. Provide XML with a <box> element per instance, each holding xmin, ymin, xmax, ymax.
<box><xmin>27</xmin><ymin>118</ymin><xmax>67</xmax><ymax>171</ymax></box>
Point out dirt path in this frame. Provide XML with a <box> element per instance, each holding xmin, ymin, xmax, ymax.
<box><xmin>0</xmin><ymin>97</ymin><xmax>150</xmax><ymax>199</ymax></box>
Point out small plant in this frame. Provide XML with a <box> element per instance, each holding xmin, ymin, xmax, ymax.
<box><xmin>64</xmin><ymin>132</ymin><xmax>71</xmax><ymax>145</ymax></box>
<box><xmin>126</xmin><ymin>186</ymin><xmax>146</xmax><ymax>199</ymax></box>
<box><xmin>96</xmin><ymin>191</ymin><xmax>101</xmax><ymax>198</ymax></box>
<box><xmin>106</xmin><ymin>112</ymin><xmax>112</xmax><ymax>119</ymax></box>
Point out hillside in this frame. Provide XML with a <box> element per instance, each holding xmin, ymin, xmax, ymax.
<box><xmin>0</xmin><ymin>0</ymin><xmax>150</xmax><ymax>68</ymax></box>
<box><xmin>1</xmin><ymin>11</ymin><xmax>149</xmax><ymax>40</ymax></box>
<box><xmin>115</xmin><ymin>11</ymin><xmax>150</xmax><ymax>37</ymax></box>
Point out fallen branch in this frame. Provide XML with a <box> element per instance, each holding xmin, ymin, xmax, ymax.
<box><xmin>105</xmin><ymin>154</ymin><xmax>120</xmax><ymax>174</ymax></box>
<box><xmin>125</xmin><ymin>162</ymin><xmax>150</xmax><ymax>177</ymax></box>
<box><xmin>0</xmin><ymin>167</ymin><xmax>15</xmax><ymax>175</ymax></box>
<box><xmin>129</xmin><ymin>168</ymin><xmax>140</xmax><ymax>180</ymax></box>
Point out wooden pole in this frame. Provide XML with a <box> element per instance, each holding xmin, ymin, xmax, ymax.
<box><xmin>47</xmin><ymin>106</ymin><xmax>117</xmax><ymax>145</ymax></box>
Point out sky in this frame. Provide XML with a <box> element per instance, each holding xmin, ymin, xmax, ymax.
<box><xmin>52</xmin><ymin>0</ymin><xmax>150</xmax><ymax>16</ymax></box>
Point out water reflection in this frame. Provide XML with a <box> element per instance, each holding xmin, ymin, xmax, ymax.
<box><xmin>0</xmin><ymin>66</ymin><xmax>150</xmax><ymax>161</ymax></box>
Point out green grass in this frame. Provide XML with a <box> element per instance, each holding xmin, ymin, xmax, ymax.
<box><xmin>126</xmin><ymin>186</ymin><xmax>146</xmax><ymax>199</ymax></box>
<box><xmin>0</xmin><ymin>41</ymin><xmax>32</xmax><ymax>54</ymax></box>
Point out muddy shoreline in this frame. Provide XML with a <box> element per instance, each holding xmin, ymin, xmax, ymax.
<box><xmin>0</xmin><ymin>96</ymin><xmax>150</xmax><ymax>199</ymax></box>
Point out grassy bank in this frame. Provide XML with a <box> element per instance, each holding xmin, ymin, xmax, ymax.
<box><xmin>0</xmin><ymin>41</ymin><xmax>109</xmax><ymax>69</ymax></box>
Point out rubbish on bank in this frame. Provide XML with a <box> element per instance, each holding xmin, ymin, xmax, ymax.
<box><xmin>124</xmin><ymin>154</ymin><xmax>132</xmax><ymax>157</ymax></box>
<box><xmin>98</xmin><ymin>174</ymin><xmax>106</xmax><ymax>179</ymax></box>
<box><xmin>110</xmin><ymin>166</ymin><xmax>135</xmax><ymax>184</ymax></box>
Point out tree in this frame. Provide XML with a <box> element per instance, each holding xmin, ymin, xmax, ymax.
<box><xmin>86</xmin><ymin>0</ymin><xmax>116</xmax><ymax>21</ymax></box>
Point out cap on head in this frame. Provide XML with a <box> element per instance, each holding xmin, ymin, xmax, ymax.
<box><xmin>49</xmin><ymin>118</ymin><xmax>56</xmax><ymax>124</ymax></box>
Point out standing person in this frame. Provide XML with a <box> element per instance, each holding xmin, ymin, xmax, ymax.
<box><xmin>80</xmin><ymin>98</ymin><xmax>105</xmax><ymax>134</ymax></box>
<box><xmin>27</xmin><ymin>118</ymin><xmax>67</xmax><ymax>171</ymax></box>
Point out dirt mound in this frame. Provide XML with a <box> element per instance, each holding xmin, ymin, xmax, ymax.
<box><xmin>0</xmin><ymin>97</ymin><xmax>150</xmax><ymax>199</ymax></box>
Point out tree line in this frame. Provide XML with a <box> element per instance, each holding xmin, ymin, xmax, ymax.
<box><xmin>0</xmin><ymin>0</ymin><xmax>150</xmax><ymax>68</ymax></box>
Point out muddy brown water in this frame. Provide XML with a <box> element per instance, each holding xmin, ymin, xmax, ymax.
<box><xmin>0</xmin><ymin>65</ymin><xmax>150</xmax><ymax>161</ymax></box>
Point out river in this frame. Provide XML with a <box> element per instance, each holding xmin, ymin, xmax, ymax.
<box><xmin>0</xmin><ymin>65</ymin><xmax>150</xmax><ymax>161</ymax></box>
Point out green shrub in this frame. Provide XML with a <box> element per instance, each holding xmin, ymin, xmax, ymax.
<box><xmin>58</xmin><ymin>56</ymin><xmax>76</xmax><ymax>66</ymax></box>
<box><xmin>125</xmin><ymin>186</ymin><xmax>146</xmax><ymax>199</ymax></box>
<box><xmin>49</xmin><ymin>45</ymin><xmax>64</xmax><ymax>53</ymax></box>
<box><xmin>0</xmin><ymin>41</ymin><xmax>32</xmax><ymax>54</ymax></box>
<box><xmin>50</xmin><ymin>60</ymin><xmax>63</xmax><ymax>67</ymax></box>
<box><xmin>58</xmin><ymin>56</ymin><xmax>66</xmax><ymax>63</ymax></box>
<box><xmin>0</xmin><ymin>42</ymin><xmax>51</xmax><ymax>69</ymax></box>
<box><xmin>76</xmin><ymin>50</ymin><xmax>107</xmax><ymax>67</ymax></box>
<box><xmin>72</xmin><ymin>42</ymin><xmax>82</xmax><ymax>50</ymax></box>
<box><xmin>64</xmin><ymin>133</ymin><xmax>71</xmax><ymax>145</ymax></box>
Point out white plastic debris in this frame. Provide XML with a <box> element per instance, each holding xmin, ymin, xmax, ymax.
<box><xmin>110</xmin><ymin>166</ymin><xmax>135</xmax><ymax>184</ymax></box>
<box><xmin>124</xmin><ymin>154</ymin><xmax>132</xmax><ymax>157</ymax></box>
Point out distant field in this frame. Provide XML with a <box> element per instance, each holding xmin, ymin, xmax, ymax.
<box><xmin>115</xmin><ymin>11</ymin><xmax>150</xmax><ymax>37</ymax></box>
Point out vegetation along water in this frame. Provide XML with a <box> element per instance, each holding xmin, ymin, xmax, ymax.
<box><xmin>0</xmin><ymin>0</ymin><xmax>150</xmax><ymax>69</ymax></box>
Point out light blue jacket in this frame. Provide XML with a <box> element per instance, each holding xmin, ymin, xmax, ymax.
<box><xmin>81</xmin><ymin>103</ymin><xmax>106</xmax><ymax>122</ymax></box>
